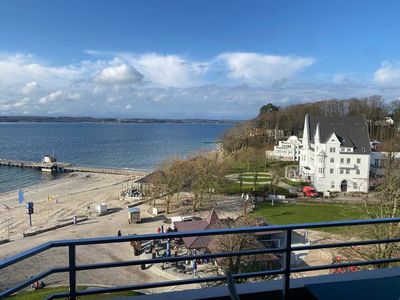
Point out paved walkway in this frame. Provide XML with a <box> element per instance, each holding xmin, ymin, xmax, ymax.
<box><xmin>0</xmin><ymin>203</ymin><xmax>195</xmax><ymax>293</ymax></box>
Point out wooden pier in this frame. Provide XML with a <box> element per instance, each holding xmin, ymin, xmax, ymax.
<box><xmin>0</xmin><ymin>159</ymin><xmax>148</xmax><ymax>177</ymax></box>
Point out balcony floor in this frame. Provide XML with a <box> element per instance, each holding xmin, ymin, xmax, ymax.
<box><xmin>119</xmin><ymin>267</ymin><xmax>400</xmax><ymax>300</ymax></box>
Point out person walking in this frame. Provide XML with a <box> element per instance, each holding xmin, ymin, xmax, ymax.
<box><xmin>192</xmin><ymin>259</ymin><xmax>197</xmax><ymax>276</ymax></box>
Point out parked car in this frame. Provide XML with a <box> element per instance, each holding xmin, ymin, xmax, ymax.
<box><xmin>302</xmin><ymin>186</ymin><xmax>318</xmax><ymax>198</ymax></box>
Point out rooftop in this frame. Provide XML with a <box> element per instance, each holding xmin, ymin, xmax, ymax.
<box><xmin>307</xmin><ymin>115</ymin><xmax>371</xmax><ymax>154</ymax></box>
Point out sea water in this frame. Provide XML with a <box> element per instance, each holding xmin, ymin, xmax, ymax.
<box><xmin>0</xmin><ymin>122</ymin><xmax>233</xmax><ymax>193</ymax></box>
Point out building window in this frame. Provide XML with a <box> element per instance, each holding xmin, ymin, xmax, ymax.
<box><xmin>330</xmin><ymin>157</ymin><xmax>334</xmax><ymax>163</ymax></box>
<box><xmin>319</xmin><ymin>168</ymin><xmax>325</xmax><ymax>174</ymax></box>
<box><xmin>346</xmin><ymin>169</ymin><xmax>350</xmax><ymax>174</ymax></box>
<box><xmin>319</xmin><ymin>157</ymin><xmax>324</xmax><ymax>163</ymax></box>
<box><xmin>340</xmin><ymin>148</ymin><xmax>345</xmax><ymax>152</ymax></box>
<box><xmin>340</xmin><ymin>169</ymin><xmax>344</xmax><ymax>174</ymax></box>
<box><xmin>356</xmin><ymin>169</ymin><xmax>360</xmax><ymax>175</ymax></box>
<box><xmin>330</xmin><ymin>168</ymin><xmax>334</xmax><ymax>174</ymax></box>
<box><xmin>375</xmin><ymin>159</ymin><xmax>379</xmax><ymax>167</ymax></box>
<box><xmin>340</xmin><ymin>158</ymin><xmax>344</xmax><ymax>163</ymax></box>
<box><xmin>331</xmin><ymin>181</ymin><xmax>335</xmax><ymax>189</ymax></box>
<box><xmin>330</xmin><ymin>147</ymin><xmax>335</xmax><ymax>153</ymax></box>
<box><xmin>353</xmin><ymin>182</ymin><xmax>358</xmax><ymax>190</ymax></box>
<box><xmin>347</xmin><ymin>158</ymin><xmax>351</xmax><ymax>164</ymax></box>
<box><xmin>357</xmin><ymin>158</ymin><xmax>361</xmax><ymax>164</ymax></box>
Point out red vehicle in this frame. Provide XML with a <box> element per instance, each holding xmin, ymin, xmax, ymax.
<box><xmin>302</xmin><ymin>186</ymin><xmax>318</xmax><ymax>198</ymax></box>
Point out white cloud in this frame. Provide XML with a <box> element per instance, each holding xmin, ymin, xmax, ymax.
<box><xmin>218</xmin><ymin>52</ymin><xmax>314</xmax><ymax>85</ymax></box>
<box><xmin>66</xmin><ymin>92</ymin><xmax>81</xmax><ymax>101</ymax></box>
<box><xmin>131</xmin><ymin>53</ymin><xmax>208</xmax><ymax>88</ymax></box>
<box><xmin>39</xmin><ymin>90</ymin><xmax>63</xmax><ymax>104</ymax></box>
<box><xmin>92</xmin><ymin>64</ymin><xmax>143</xmax><ymax>85</ymax></box>
<box><xmin>3</xmin><ymin>50</ymin><xmax>400</xmax><ymax>119</ymax></box>
<box><xmin>39</xmin><ymin>90</ymin><xmax>81</xmax><ymax>104</ymax></box>
<box><xmin>14</xmin><ymin>98</ymin><xmax>30</xmax><ymax>108</ymax></box>
<box><xmin>0</xmin><ymin>54</ymin><xmax>82</xmax><ymax>87</ymax></box>
<box><xmin>374</xmin><ymin>61</ymin><xmax>400</xmax><ymax>86</ymax></box>
<box><xmin>106</xmin><ymin>96</ymin><xmax>121</xmax><ymax>103</ymax></box>
<box><xmin>21</xmin><ymin>81</ymin><xmax>40</xmax><ymax>94</ymax></box>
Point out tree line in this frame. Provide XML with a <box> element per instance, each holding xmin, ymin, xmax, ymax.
<box><xmin>223</xmin><ymin>96</ymin><xmax>400</xmax><ymax>153</ymax></box>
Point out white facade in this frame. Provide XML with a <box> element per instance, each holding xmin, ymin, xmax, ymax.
<box><xmin>269</xmin><ymin>136</ymin><xmax>302</xmax><ymax>161</ymax></box>
<box><xmin>299</xmin><ymin>115</ymin><xmax>370</xmax><ymax>193</ymax></box>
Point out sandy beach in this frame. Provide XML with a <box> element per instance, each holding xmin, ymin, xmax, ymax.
<box><xmin>0</xmin><ymin>172</ymin><xmax>139</xmax><ymax>241</ymax></box>
<box><xmin>0</xmin><ymin>171</ymin><xmax>202</xmax><ymax>293</ymax></box>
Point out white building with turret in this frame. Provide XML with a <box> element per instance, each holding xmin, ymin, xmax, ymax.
<box><xmin>299</xmin><ymin>115</ymin><xmax>371</xmax><ymax>193</ymax></box>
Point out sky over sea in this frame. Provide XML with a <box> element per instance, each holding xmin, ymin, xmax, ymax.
<box><xmin>1</xmin><ymin>0</ymin><xmax>400</xmax><ymax>119</ymax></box>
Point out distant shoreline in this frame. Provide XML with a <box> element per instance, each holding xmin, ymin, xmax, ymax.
<box><xmin>0</xmin><ymin>116</ymin><xmax>239</xmax><ymax>124</ymax></box>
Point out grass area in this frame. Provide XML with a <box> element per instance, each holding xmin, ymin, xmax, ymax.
<box><xmin>218</xmin><ymin>181</ymin><xmax>258</xmax><ymax>194</ymax></box>
<box><xmin>238</xmin><ymin>177</ymin><xmax>272</xmax><ymax>183</ymax></box>
<box><xmin>281</xmin><ymin>178</ymin><xmax>306</xmax><ymax>187</ymax></box>
<box><xmin>252</xmin><ymin>202</ymin><xmax>365</xmax><ymax>233</ymax></box>
<box><xmin>218</xmin><ymin>181</ymin><xmax>292</xmax><ymax>195</ymax></box>
<box><xmin>227</xmin><ymin>159</ymin><xmax>297</xmax><ymax>174</ymax></box>
<box><xmin>229</xmin><ymin>162</ymin><xmax>268</xmax><ymax>174</ymax></box>
<box><xmin>240</xmin><ymin>171</ymin><xmax>270</xmax><ymax>175</ymax></box>
<box><xmin>9</xmin><ymin>286</ymin><xmax>141</xmax><ymax>300</ymax></box>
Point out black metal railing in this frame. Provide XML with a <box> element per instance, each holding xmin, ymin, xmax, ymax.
<box><xmin>1</xmin><ymin>218</ymin><xmax>400</xmax><ymax>300</ymax></box>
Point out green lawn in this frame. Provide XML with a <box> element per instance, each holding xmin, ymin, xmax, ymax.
<box><xmin>9</xmin><ymin>286</ymin><xmax>141</xmax><ymax>300</ymax></box>
<box><xmin>281</xmin><ymin>178</ymin><xmax>305</xmax><ymax>187</ymax></box>
<box><xmin>218</xmin><ymin>180</ymin><xmax>292</xmax><ymax>195</ymax></box>
<box><xmin>252</xmin><ymin>202</ymin><xmax>365</xmax><ymax>233</ymax></box>
<box><xmin>238</xmin><ymin>177</ymin><xmax>272</xmax><ymax>183</ymax></box>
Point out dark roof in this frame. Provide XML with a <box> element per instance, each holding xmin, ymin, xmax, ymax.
<box><xmin>175</xmin><ymin>209</ymin><xmax>221</xmax><ymax>249</ymax></box>
<box><xmin>308</xmin><ymin>115</ymin><xmax>371</xmax><ymax>154</ymax></box>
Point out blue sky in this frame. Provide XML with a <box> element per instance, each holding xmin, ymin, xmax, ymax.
<box><xmin>1</xmin><ymin>0</ymin><xmax>400</xmax><ymax>119</ymax></box>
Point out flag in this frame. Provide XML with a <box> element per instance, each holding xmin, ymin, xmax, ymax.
<box><xmin>18</xmin><ymin>190</ymin><xmax>25</xmax><ymax>204</ymax></box>
<box><xmin>2</xmin><ymin>204</ymin><xmax>10</xmax><ymax>210</ymax></box>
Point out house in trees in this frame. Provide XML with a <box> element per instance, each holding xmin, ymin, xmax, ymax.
<box><xmin>266</xmin><ymin>135</ymin><xmax>302</xmax><ymax>161</ymax></box>
<box><xmin>370</xmin><ymin>151</ymin><xmax>400</xmax><ymax>177</ymax></box>
<box><xmin>299</xmin><ymin>115</ymin><xmax>371</xmax><ymax>193</ymax></box>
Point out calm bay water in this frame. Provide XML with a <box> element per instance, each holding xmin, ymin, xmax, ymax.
<box><xmin>0</xmin><ymin>122</ymin><xmax>232</xmax><ymax>194</ymax></box>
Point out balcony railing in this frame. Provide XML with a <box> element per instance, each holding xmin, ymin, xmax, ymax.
<box><xmin>1</xmin><ymin>218</ymin><xmax>400</xmax><ymax>300</ymax></box>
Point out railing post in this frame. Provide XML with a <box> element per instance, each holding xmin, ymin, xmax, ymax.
<box><xmin>282</xmin><ymin>228</ymin><xmax>292</xmax><ymax>300</ymax></box>
<box><xmin>68</xmin><ymin>245</ymin><xmax>77</xmax><ymax>300</ymax></box>
<box><xmin>226</xmin><ymin>272</ymin><xmax>240</xmax><ymax>300</ymax></box>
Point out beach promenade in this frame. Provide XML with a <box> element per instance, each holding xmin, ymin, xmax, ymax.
<box><xmin>0</xmin><ymin>203</ymin><xmax>197</xmax><ymax>294</ymax></box>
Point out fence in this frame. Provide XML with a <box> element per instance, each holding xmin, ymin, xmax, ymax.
<box><xmin>1</xmin><ymin>218</ymin><xmax>400</xmax><ymax>299</ymax></box>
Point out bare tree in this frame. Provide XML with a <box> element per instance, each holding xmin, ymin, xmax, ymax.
<box><xmin>350</xmin><ymin>147</ymin><xmax>400</xmax><ymax>269</ymax></box>
<box><xmin>209</xmin><ymin>218</ymin><xmax>277</xmax><ymax>279</ymax></box>
<box><xmin>269</xmin><ymin>164</ymin><xmax>284</xmax><ymax>197</ymax></box>
<box><xmin>156</xmin><ymin>158</ymin><xmax>190</xmax><ymax>214</ymax></box>
<box><xmin>190</xmin><ymin>154</ymin><xmax>220</xmax><ymax>212</ymax></box>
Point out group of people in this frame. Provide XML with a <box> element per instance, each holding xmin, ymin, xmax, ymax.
<box><xmin>156</xmin><ymin>224</ymin><xmax>176</xmax><ymax>234</ymax></box>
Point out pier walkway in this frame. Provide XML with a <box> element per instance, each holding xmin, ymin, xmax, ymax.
<box><xmin>0</xmin><ymin>159</ymin><xmax>148</xmax><ymax>177</ymax></box>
